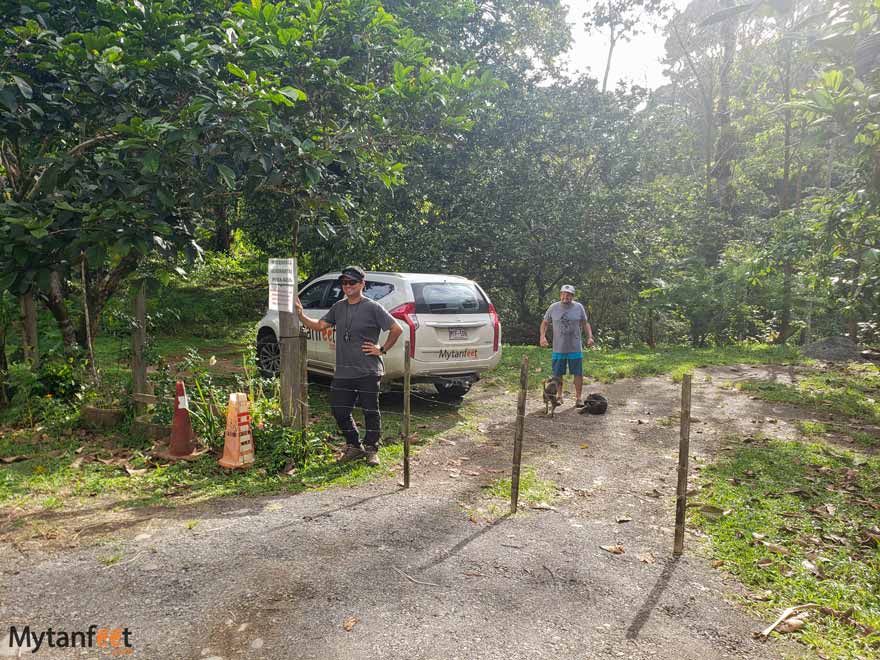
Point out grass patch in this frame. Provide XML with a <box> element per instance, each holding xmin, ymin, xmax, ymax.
<box><xmin>487</xmin><ymin>343</ymin><xmax>801</xmax><ymax>391</ymax></box>
<box><xmin>739</xmin><ymin>363</ymin><xmax>880</xmax><ymax>448</ymax></box>
<box><xmin>798</xmin><ymin>421</ymin><xmax>830</xmax><ymax>437</ymax></box>
<box><xmin>484</xmin><ymin>466</ymin><xmax>558</xmax><ymax>508</ymax></box>
<box><xmin>0</xmin><ymin>383</ymin><xmax>462</xmax><ymax>514</ymax></box>
<box><xmin>98</xmin><ymin>550</ymin><xmax>123</xmax><ymax>566</ymax></box>
<box><xmin>0</xmin><ymin>341</ymin><xmax>803</xmax><ymax>526</ymax></box>
<box><xmin>692</xmin><ymin>438</ymin><xmax>880</xmax><ymax>659</ymax></box>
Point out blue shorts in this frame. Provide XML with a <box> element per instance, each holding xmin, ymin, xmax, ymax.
<box><xmin>551</xmin><ymin>352</ymin><xmax>583</xmax><ymax>377</ymax></box>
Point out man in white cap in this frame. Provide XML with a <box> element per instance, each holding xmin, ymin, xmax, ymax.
<box><xmin>540</xmin><ymin>284</ymin><xmax>593</xmax><ymax>407</ymax></box>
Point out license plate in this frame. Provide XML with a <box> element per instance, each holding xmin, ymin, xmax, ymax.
<box><xmin>448</xmin><ymin>328</ymin><xmax>468</xmax><ymax>340</ymax></box>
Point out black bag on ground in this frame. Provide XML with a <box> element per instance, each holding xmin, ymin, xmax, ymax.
<box><xmin>579</xmin><ymin>393</ymin><xmax>608</xmax><ymax>415</ymax></box>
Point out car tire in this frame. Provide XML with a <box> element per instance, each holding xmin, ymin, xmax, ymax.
<box><xmin>434</xmin><ymin>382</ymin><xmax>471</xmax><ymax>399</ymax></box>
<box><xmin>256</xmin><ymin>331</ymin><xmax>280</xmax><ymax>378</ymax></box>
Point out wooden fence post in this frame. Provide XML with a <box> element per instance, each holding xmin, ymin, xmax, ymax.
<box><xmin>279</xmin><ymin>311</ymin><xmax>296</xmax><ymax>427</ymax></box>
<box><xmin>674</xmin><ymin>373</ymin><xmax>693</xmax><ymax>556</ymax></box>
<box><xmin>403</xmin><ymin>341</ymin><xmax>411</xmax><ymax>488</ymax></box>
<box><xmin>132</xmin><ymin>281</ymin><xmax>148</xmax><ymax>415</ymax></box>
<box><xmin>511</xmin><ymin>354</ymin><xmax>528</xmax><ymax>514</ymax></box>
<box><xmin>297</xmin><ymin>333</ymin><xmax>308</xmax><ymax>431</ymax></box>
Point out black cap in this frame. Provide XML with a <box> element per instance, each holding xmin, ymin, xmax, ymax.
<box><xmin>339</xmin><ymin>266</ymin><xmax>366</xmax><ymax>282</ymax></box>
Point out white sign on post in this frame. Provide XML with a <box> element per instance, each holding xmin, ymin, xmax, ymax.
<box><xmin>268</xmin><ymin>258</ymin><xmax>297</xmax><ymax>313</ymax></box>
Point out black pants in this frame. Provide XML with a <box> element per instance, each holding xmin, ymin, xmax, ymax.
<box><xmin>330</xmin><ymin>376</ymin><xmax>382</xmax><ymax>448</ymax></box>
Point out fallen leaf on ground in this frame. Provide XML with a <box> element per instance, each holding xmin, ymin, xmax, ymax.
<box><xmin>823</xmin><ymin>503</ymin><xmax>836</xmax><ymax>516</ymax></box>
<box><xmin>638</xmin><ymin>552</ymin><xmax>655</xmax><ymax>564</ymax></box>
<box><xmin>600</xmin><ymin>544</ymin><xmax>625</xmax><ymax>555</ymax></box>
<box><xmin>580</xmin><ymin>444</ymin><xmax>589</xmax><ymax>449</ymax></box>
<box><xmin>822</xmin><ymin>533</ymin><xmax>849</xmax><ymax>546</ymax></box>
<box><xmin>747</xmin><ymin>592</ymin><xmax>772</xmax><ymax>601</ymax></box>
<box><xmin>801</xmin><ymin>559</ymin><xmax>820</xmax><ymax>576</ymax></box>
<box><xmin>776</xmin><ymin>618</ymin><xmax>806</xmax><ymax>633</ymax></box>
<box><xmin>756</xmin><ymin>558</ymin><xmax>774</xmax><ymax>568</ymax></box>
<box><xmin>711</xmin><ymin>560</ymin><xmax>724</xmax><ymax>568</ymax></box>
<box><xmin>124</xmin><ymin>464</ymin><xmax>148</xmax><ymax>476</ymax></box>
<box><xmin>699</xmin><ymin>505</ymin><xmax>726</xmax><ymax>520</ymax></box>
<box><xmin>646</xmin><ymin>488</ymin><xmax>662</xmax><ymax>498</ymax></box>
<box><xmin>763</xmin><ymin>542</ymin><xmax>791</xmax><ymax>556</ymax></box>
<box><xmin>342</xmin><ymin>617</ymin><xmax>359</xmax><ymax>632</ymax></box>
<box><xmin>752</xmin><ymin>532</ymin><xmax>766</xmax><ymax>540</ymax></box>
<box><xmin>0</xmin><ymin>455</ymin><xmax>31</xmax><ymax>463</ymax></box>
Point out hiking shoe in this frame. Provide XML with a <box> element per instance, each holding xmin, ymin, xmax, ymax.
<box><xmin>575</xmin><ymin>399</ymin><xmax>585</xmax><ymax>408</ymax></box>
<box><xmin>364</xmin><ymin>447</ymin><xmax>380</xmax><ymax>466</ymax></box>
<box><xmin>338</xmin><ymin>445</ymin><xmax>365</xmax><ymax>463</ymax></box>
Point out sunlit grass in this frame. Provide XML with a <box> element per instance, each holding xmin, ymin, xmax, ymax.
<box><xmin>693</xmin><ymin>438</ymin><xmax>880</xmax><ymax>659</ymax></box>
<box><xmin>487</xmin><ymin>343</ymin><xmax>801</xmax><ymax>391</ymax></box>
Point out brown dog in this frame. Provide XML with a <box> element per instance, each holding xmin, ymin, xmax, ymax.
<box><xmin>542</xmin><ymin>377</ymin><xmax>562</xmax><ymax>417</ymax></box>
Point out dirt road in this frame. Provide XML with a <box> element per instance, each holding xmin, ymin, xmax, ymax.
<box><xmin>1</xmin><ymin>366</ymin><xmax>813</xmax><ymax>659</ymax></box>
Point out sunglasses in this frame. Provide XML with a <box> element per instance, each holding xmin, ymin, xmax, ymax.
<box><xmin>340</xmin><ymin>279</ymin><xmax>360</xmax><ymax>286</ymax></box>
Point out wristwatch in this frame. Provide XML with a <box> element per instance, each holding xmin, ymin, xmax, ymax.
<box><xmin>379</xmin><ymin>346</ymin><xmax>387</xmax><ymax>355</ymax></box>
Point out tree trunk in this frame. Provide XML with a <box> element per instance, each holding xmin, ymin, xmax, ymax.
<box><xmin>213</xmin><ymin>202</ymin><xmax>232</xmax><ymax>253</ymax></box>
<box><xmin>132</xmin><ymin>280</ymin><xmax>148</xmax><ymax>415</ymax></box>
<box><xmin>774</xmin><ymin>37</ymin><xmax>795</xmax><ymax>345</ymax></box>
<box><xmin>44</xmin><ymin>270</ymin><xmax>78</xmax><ymax>353</ymax></box>
<box><xmin>75</xmin><ymin>253</ymin><xmax>140</xmax><ymax>346</ymax></box>
<box><xmin>0</xmin><ymin>318</ymin><xmax>8</xmax><ymax>405</ymax></box>
<box><xmin>602</xmin><ymin>20</ymin><xmax>617</xmax><ymax>94</ymax></box>
<box><xmin>708</xmin><ymin>0</ymin><xmax>737</xmax><ymax>267</ymax></box>
<box><xmin>19</xmin><ymin>290</ymin><xmax>38</xmax><ymax>367</ymax></box>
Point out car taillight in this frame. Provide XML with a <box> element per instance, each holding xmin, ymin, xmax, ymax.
<box><xmin>488</xmin><ymin>303</ymin><xmax>500</xmax><ymax>352</ymax></box>
<box><xmin>390</xmin><ymin>302</ymin><xmax>419</xmax><ymax>358</ymax></box>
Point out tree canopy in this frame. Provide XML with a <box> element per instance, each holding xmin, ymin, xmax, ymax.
<box><xmin>1</xmin><ymin>0</ymin><xmax>877</xmax><ymax>351</ymax></box>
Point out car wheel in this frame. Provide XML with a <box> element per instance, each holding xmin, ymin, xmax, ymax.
<box><xmin>434</xmin><ymin>382</ymin><xmax>471</xmax><ymax>399</ymax></box>
<box><xmin>256</xmin><ymin>332</ymin><xmax>280</xmax><ymax>378</ymax></box>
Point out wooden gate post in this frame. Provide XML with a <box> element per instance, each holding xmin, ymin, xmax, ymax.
<box><xmin>296</xmin><ymin>333</ymin><xmax>308</xmax><ymax>431</ymax></box>
<box><xmin>403</xmin><ymin>341</ymin><xmax>411</xmax><ymax>488</ymax></box>
<box><xmin>673</xmin><ymin>373</ymin><xmax>693</xmax><ymax>556</ymax></box>
<box><xmin>511</xmin><ymin>354</ymin><xmax>528</xmax><ymax>514</ymax></box>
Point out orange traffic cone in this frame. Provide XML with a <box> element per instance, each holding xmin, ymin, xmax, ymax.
<box><xmin>155</xmin><ymin>381</ymin><xmax>197</xmax><ymax>460</ymax></box>
<box><xmin>219</xmin><ymin>393</ymin><xmax>254</xmax><ymax>469</ymax></box>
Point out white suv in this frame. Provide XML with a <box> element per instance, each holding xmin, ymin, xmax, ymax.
<box><xmin>256</xmin><ymin>272</ymin><xmax>502</xmax><ymax>398</ymax></box>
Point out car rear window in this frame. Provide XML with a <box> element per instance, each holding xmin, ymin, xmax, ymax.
<box><xmin>325</xmin><ymin>280</ymin><xmax>395</xmax><ymax>306</ymax></box>
<box><xmin>412</xmin><ymin>282</ymin><xmax>488</xmax><ymax>314</ymax></box>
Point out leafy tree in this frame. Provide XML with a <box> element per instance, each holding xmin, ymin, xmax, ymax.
<box><xmin>1</xmin><ymin>0</ymin><xmax>496</xmax><ymax>354</ymax></box>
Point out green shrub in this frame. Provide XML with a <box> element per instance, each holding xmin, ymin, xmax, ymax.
<box><xmin>256</xmin><ymin>424</ymin><xmax>333</xmax><ymax>473</ymax></box>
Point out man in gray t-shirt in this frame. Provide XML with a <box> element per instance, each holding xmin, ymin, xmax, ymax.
<box><xmin>540</xmin><ymin>284</ymin><xmax>593</xmax><ymax>407</ymax></box>
<box><xmin>296</xmin><ymin>266</ymin><xmax>403</xmax><ymax>465</ymax></box>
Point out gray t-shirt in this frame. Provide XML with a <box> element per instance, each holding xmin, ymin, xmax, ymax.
<box><xmin>322</xmin><ymin>298</ymin><xmax>395</xmax><ymax>379</ymax></box>
<box><xmin>543</xmin><ymin>301</ymin><xmax>588</xmax><ymax>354</ymax></box>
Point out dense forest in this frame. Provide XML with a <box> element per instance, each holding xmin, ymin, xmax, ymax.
<box><xmin>1</xmin><ymin>0</ymin><xmax>878</xmax><ymax>352</ymax></box>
